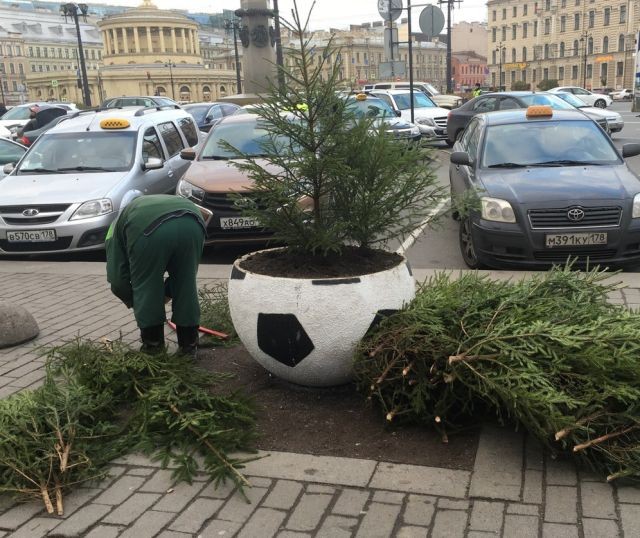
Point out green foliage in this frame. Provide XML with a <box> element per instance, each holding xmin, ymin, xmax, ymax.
<box><xmin>354</xmin><ymin>266</ymin><xmax>640</xmax><ymax>482</ymax></box>
<box><xmin>0</xmin><ymin>339</ymin><xmax>257</xmax><ymax>513</ymax></box>
<box><xmin>199</xmin><ymin>283</ymin><xmax>238</xmax><ymax>347</ymax></box>
<box><xmin>511</xmin><ymin>81</ymin><xmax>531</xmax><ymax>91</ymax></box>
<box><xmin>229</xmin><ymin>2</ymin><xmax>444</xmax><ymax>256</ymax></box>
<box><xmin>537</xmin><ymin>79</ymin><xmax>559</xmax><ymax>91</ymax></box>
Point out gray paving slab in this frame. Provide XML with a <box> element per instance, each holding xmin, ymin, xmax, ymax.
<box><xmin>582</xmin><ymin>517</ymin><xmax>621</xmax><ymax>538</ymax></box>
<box><xmin>285</xmin><ymin>493</ymin><xmax>332</xmax><ymax>532</ymax></box>
<box><xmin>369</xmin><ymin>462</ymin><xmax>470</xmax><ymax>498</ymax></box>
<box><xmin>580</xmin><ymin>481</ymin><xmax>617</xmax><ymax>519</ymax></box>
<box><xmin>469</xmin><ymin>500</ymin><xmax>504</xmax><ymax>533</ymax></box>
<box><xmin>430</xmin><ymin>509</ymin><xmax>469</xmax><ymax>538</ymax></box>
<box><xmin>355</xmin><ymin>502</ymin><xmax>402</xmax><ymax>538</ymax></box>
<box><xmin>262</xmin><ymin>480</ymin><xmax>303</xmax><ymax>510</ymax></box>
<box><xmin>544</xmin><ymin>486</ymin><xmax>578</xmax><ymax>524</ymax></box>
<box><xmin>502</xmin><ymin>514</ymin><xmax>539</xmax><ymax>538</ymax></box>
<box><xmin>168</xmin><ymin>498</ymin><xmax>224</xmax><ymax>534</ymax></box>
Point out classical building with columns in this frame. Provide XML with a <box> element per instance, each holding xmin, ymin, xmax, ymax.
<box><xmin>97</xmin><ymin>0</ymin><xmax>237</xmax><ymax>102</ymax></box>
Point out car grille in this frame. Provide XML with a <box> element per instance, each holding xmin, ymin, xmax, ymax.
<box><xmin>533</xmin><ymin>249</ymin><xmax>616</xmax><ymax>262</ymax></box>
<box><xmin>434</xmin><ymin>116</ymin><xmax>448</xmax><ymax>128</ymax></box>
<box><xmin>528</xmin><ymin>206</ymin><xmax>621</xmax><ymax>229</ymax></box>
<box><xmin>0</xmin><ymin>237</ymin><xmax>73</xmax><ymax>252</ymax></box>
<box><xmin>0</xmin><ymin>204</ymin><xmax>70</xmax><ymax>225</ymax></box>
<box><xmin>201</xmin><ymin>193</ymin><xmax>265</xmax><ymax>213</ymax></box>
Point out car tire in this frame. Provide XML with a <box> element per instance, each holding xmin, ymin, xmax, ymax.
<box><xmin>459</xmin><ymin>217</ymin><xmax>484</xmax><ymax>269</ymax></box>
<box><xmin>445</xmin><ymin>139</ymin><xmax>455</xmax><ymax>148</ymax></box>
<box><xmin>594</xmin><ymin>99</ymin><xmax>606</xmax><ymax>108</ymax></box>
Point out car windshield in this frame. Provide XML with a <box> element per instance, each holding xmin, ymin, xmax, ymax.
<box><xmin>200</xmin><ymin>120</ymin><xmax>293</xmax><ymax>159</ymax></box>
<box><xmin>394</xmin><ymin>92</ymin><xmax>437</xmax><ymax>109</ymax></box>
<box><xmin>346</xmin><ymin>98</ymin><xmax>396</xmax><ymax>119</ymax></box>
<box><xmin>1</xmin><ymin>106</ymin><xmax>33</xmax><ymax>120</ymax></box>
<box><xmin>423</xmin><ymin>83</ymin><xmax>440</xmax><ymax>95</ymax></box>
<box><xmin>184</xmin><ymin>105</ymin><xmax>210</xmax><ymax>123</ymax></box>
<box><xmin>553</xmin><ymin>92</ymin><xmax>587</xmax><ymax>108</ymax></box>
<box><xmin>482</xmin><ymin>120</ymin><xmax>621</xmax><ymax>168</ymax></box>
<box><xmin>518</xmin><ymin>94</ymin><xmax>574</xmax><ymax>110</ymax></box>
<box><xmin>16</xmin><ymin>131</ymin><xmax>137</xmax><ymax>174</ymax></box>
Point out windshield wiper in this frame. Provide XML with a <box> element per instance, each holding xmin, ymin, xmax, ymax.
<box><xmin>18</xmin><ymin>167</ymin><xmax>59</xmax><ymax>174</ymax></box>
<box><xmin>56</xmin><ymin>166</ymin><xmax>116</xmax><ymax>172</ymax></box>
<box><xmin>487</xmin><ymin>162</ymin><xmax>527</xmax><ymax>168</ymax></box>
<box><xmin>529</xmin><ymin>160</ymin><xmax>597</xmax><ymax>167</ymax></box>
<box><xmin>201</xmin><ymin>155</ymin><xmax>229</xmax><ymax>160</ymax></box>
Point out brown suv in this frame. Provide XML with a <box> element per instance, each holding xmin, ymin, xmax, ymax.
<box><xmin>176</xmin><ymin>114</ymin><xmax>278</xmax><ymax>245</ymax></box>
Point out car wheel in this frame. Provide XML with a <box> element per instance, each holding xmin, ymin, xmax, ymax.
<box><xmin>445</xmin><ymin>139</ymin><xmax>454</xmax><ymax>148</ymax></box>
<box><xmin>459</xmin><ymin>218</ymin><xmax>484</xmax><ymax>269</ymax></box>
<box><xmin>594</xmin><ymin>99</ymin><xmax>606</xmax><ymax>108</ymax></box>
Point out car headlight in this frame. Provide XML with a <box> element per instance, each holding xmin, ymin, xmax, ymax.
<box><xmin>416</xmin><ymin>117</ymin><xmax>436</xmax><ymax>126</ymax></box>
<box><xmin>632</xmin><ymin>194</ymin><xmax>640</xmax><ymax>218</ymax></box>
<box><xmin>481</xmin><ymin>197</ymin><xmax>516</xmax><ymax>223</ymax></box>
<box><xmin>70</xmin><ymin>198</ymin><xmax>113</xmax><ymax>220</ymax></box>
<box><xmin>410</xmin><ymin>126</ymin><xmax>420</xmax><ymax>136</ymax></box>
<box><xmin>177</xmin><ymin>179</ymin><xmax>205</xmax><ymax>202</ymax></box>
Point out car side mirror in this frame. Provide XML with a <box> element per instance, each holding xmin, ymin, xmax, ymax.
<box><xmin>621</xmin><ymin>143</ymin><xmax>640</xmax><ymax>159</ymax></box>
<box><xmin>2</xmin><ymin>163</ymin><xmax>15</xmax><ymax>175</ymax></box>
<box><xmin>450</xmin><ymin>151</ymin><xmax>473</xmax><ymax>166</ymax></box>
<box><xmin>143</xmin><ymin>157</ymin><xmax>163</xmax><ymax>170</ymax></box>
<box><xmin>180</xmin><ymin>148</ymin><xmax>196</xmax><ymax>161</ymax></box>
<box><xmin>205</xmin><ymin>115</ymin><xmax>213</xmax><ymax>122</ymax></box>
<box><xmin>395</xmin><ymin>110</ymin><xmax>402</xmax><ymax>117</ymax></box>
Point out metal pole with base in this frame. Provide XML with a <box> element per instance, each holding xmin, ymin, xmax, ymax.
<box><xmin>60</xmin><ymin>3</ymin><xmax>92</xmax><ymax>107</ymax></box>
<box><xmin>165</xmin><ymin>61</ymin><xmax>175</xmax><ymax>100</ymax></box>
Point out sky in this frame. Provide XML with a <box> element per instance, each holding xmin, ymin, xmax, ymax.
<box><xmin>86</xmin><ymin>0</ymin><xmax>488</xmax><ymax>30</ymax></box>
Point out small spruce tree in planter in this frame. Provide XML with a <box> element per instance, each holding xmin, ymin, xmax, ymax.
<box><xmin>227</xmin><ymin>2</ymin><xmax>443</xmax><ymax>386</ymax></box>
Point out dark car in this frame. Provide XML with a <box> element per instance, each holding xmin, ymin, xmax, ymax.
<box><xmin>183</xmin><ymin>102</ymin><xmax>240</xmax><ymax>132</ymax></box>
<box><xmin>101</xmin><ymin>96</ymin><xmax>179</xmax><ymax>109</ymax></box>
<box><xmin>446</xmin><ymin>91</ymin><xmax>579</xmax><ymax>146</ymax></box>
<box><xmin>16</xmin><ymin>106</ymin><xmax>69</xmax><ymax>146</ymax></box>
<box><xmin>449</xmin><ymin>105</ymin><xmax>640</xmax><ymax>269</ymax></box>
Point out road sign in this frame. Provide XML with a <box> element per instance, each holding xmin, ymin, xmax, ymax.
<box><xmin>418</xmin><ymin>5</ymin><xmax>445</xmax><ymax>39</ymax></box>
<box><xmin>384</xmin><ymin>27</ymin><xmax>399</xmax><ymax>60</ymax></box>
<box><xmin>379</xmin><ymin>61</ymin><xmax>406</xmax><ymax>79</ymax></box>
<box><xmin>51</xmin><ymin>80</ymin><xmax>58</xmax><ymax>88</ymax></box>
<box><xmin>377</xmin><ymin>0</ymin><xmax>403</xmax><ymax>22</ymax></box>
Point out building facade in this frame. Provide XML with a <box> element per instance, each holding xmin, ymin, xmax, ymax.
<box><xmin>486</xmin><ymin>0</ymin><xmax>639</xmax><ymax>91</ymax></box>
<box><xmin>452</xmin><ymin>52</ymin><xmax>488</xmax><ymax>91</ymax></box>
<box><xmin>0</xmin><ymin>29</ymin><xmax>28</xmax><ymax>106</ymax></box>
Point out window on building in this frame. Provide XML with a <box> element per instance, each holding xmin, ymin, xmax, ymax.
<box><xmin>492</xmin><ymin>27</ymin><xmax>497</xmax><ymax>42</ymax></box>
<box><xmin>574</xmin><ymin>13</ymin><xmax>580</xmax><ymax>30</ymax></box>
<box><xmin>559</xmin><ymin>66</ymin><xmax>564</xmax><ymax>80</ymax></box>
<box><xmin>600</xmin><ymin>62</ymin><xmax>607</xmax><ymax>82</ymax></box>
<box><xmin>544</xmin><ymin>18</ymin><xmax>551</xmax><ymax>34</ymax></box>
<box><xmin>36</xmin><ymin>47</ymin><xmax>41</xmax><ymax>57</ymax></box>
<box><xmin>532</xmin><ymin>68</ymin><xmax>537</xmax><ymax>82</ymax></box>
<box><xmin>28</xmin><ymin>46</ymin><xmax>33</xmax><ymax>57</ymax></box>
<box><xmin>543</xmin><ymin>67</ymin><xmax>549</xmax><ymax>79</ymax></box>
<box><xmin>620</xmin><ymin>5</ymin><xmax>626</xmax><ymax>23</ymax></box>
<box><xmin>545</xmin><ymin>0</ymin><xmax>550</xmax><ymax>9</ymax></box>
<box><xmin>492</xmin><ymin>10</ymin><xmax>496</xmax><ymax>21</ymax></box>
<box><xmin>513</xmin><ymin>6</ymin><xmax>517</xmax><ymax>16</ymax></box>
<box><xmin>523</xmin><ymin>22</ymin><xmax>528</xmax><ymax>38</ymax></box>
<box><xmin>9</xmin><ymin>63</ymin><xmax>14</xmax><ymax>74</ymax></box>
<box><xmin>602</xmin><ymin>36</ymin><xmax>609</xmax><ymax>53</ymax></box>
<box><xmin>523</xmin><ymin>4</ymin><xmax>528</xmax><ymax>15</ymax></box>
<box><xmin>617</xmin><ymin>61</ymin><xmax>623</xmax><ymax>76</ymax></box>
<box><xmin>18</xmin><ymin>64</ymin><xmax>23</xmax><ymax>75</ymax></box>
<box><xmin>50</xmin><ymin>47</ymin><xmax>54</xmax><ymax>57</ymax></box>
<box><xmin>572</xmin><ymin>65</ymin><xmax>578</xmax><ymax>79</ymax></box>
<box><xmin>38</xmin><ymin>65</ymin><xmax>43</xmax><ymax>72</ymax></box>
<box><xmin>511</xmin><ymin>48</ymin><xmax>516</xmax><ymax>61</ymax></box>
<box><xmin>511</xmin><ymin>71</ymin><xmax>516</xmax><ymax>83</ymax></box>
<box><xmin>618</xmin><ymin>34</ymin><xmax>625</xmax><ymax>52</ymax></box>
<box><xmin>588</xmin><ymin>10</ymin><xmax>594</xmax><ymax>28</ymax></box>
<box><xmin>561</xmin><ymin>0</ymin><xmax>566</xmax><ymax>6</ymax></box>
<box><xmin>560</xmin><ymin>42</ymin><xmax>565</xmax><ymax>57</ymax></box>
<box><xmin>534</xmin><ymin>21</ymin><xmax>538</xmax><ymax>37</ymax></box>
<box><xmin>560</xmin><ymin>16</ymin><xmax>566</xmax><ymax>32</ymax></box>
<box><xmin>522</xmin><ymin>47</ymin><xmax>528</xmax><ymax>61</ymax></box>
<box><xmin>502</xmin><ymin>8</ymin><xmax>506</xmax><ymax>19</ymax></box>
<box><xmin>31</xmin><ymin>64</ymin><xmax>35</xmax><ymax>72</ymax></box>
<box><xmin>574</xmin><ymin>39</ymin><xmax>579</xmax><ymax>56</ymax></box>
<box><xmin>588</xmin><ymin>36</ymin><xmax>593</xmax><ymax>54</ymax></box>
<box><xmin>544</xmin><ymin>44</ymin><xmax>550</xmax><ymax>59</ymax></box>
<box><xmin>43</xmin><ymin>48</ymin><xmax>48</xmax><ymax>58</ymax></box>
<box><xmin>502</xmin><ymin>26</ymin><xmax>507</xmax><ymax>41</ymax></box>
<box><xmin>492</xmin><ymin>50</ymin><xmax>496</xmax><ymax>64</ymax></box>
<box><xmin>512</xmin><ymin>24</ymin><xmax>517</xmax><ymax>39</ymax></box>
<box><xmin>53</xmin><ymin>65</ymin><xmax>57</xmax><ymax>71</ymax></box>
<box><xmin>586</xmin><ymin>64</ymin><xmax>592</xmax><ymax>78</ymax></box>
<box><xmin>604</xmin><ymin>7</ymin><xmax>610</xmax><ymax>25</ymax></box>
<box><xmin>15</xmin><ymin>46</ymin><xmax>20</xmax><ymax>56</ymax></box>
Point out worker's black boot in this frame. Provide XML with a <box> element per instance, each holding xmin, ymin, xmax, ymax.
<box><xmin>176</xmin><ymin>325</ymin><xmax>199</xmax><ymax>359</ymax></box>
<box><xmin>140</xmin><ymin>324</ymin><xmax>165</xmax><ymax>354</ymax></box>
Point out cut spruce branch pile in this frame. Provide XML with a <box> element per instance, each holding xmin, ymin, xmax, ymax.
<box><xmin>0</xmin><ymin>339</ymin><xmax>257</xmax><ymax>514</ymax></box>
<box><xmin>354</xmin><ymin>267</ymin><xmax>640</xmax><ymax>482</ymax></box>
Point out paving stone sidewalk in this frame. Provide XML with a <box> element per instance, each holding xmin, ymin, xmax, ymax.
<box><xmin>0</xmin><ymin>264</ymin><xmax>639</xmax><ymax>537</ymax></box>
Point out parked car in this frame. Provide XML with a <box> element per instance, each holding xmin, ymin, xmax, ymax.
<box><xmin>15</xmin><ymin>105</ymin><xmax>69</xmax><ymax>146</ymax></box>
<box><xmin>447</xmin><ymin>91</ymin><xmax>590</xmax><ymax>146</ymax></box>
<box><xmin>0</xmin><ymin>102</ymin><xmax>74</xmax><ymax>139</ymax></box>
<box><xmin>0</xmin><ymin>138</ymin><xmax>26</xmax><ymax>179</ymax></box>
<box><xmin>183</xmin><ymin>102</ymin><xmax>240</xmax><ymax>132</ymax></box>
<box><xmin>611</xmin><ymin>88</ymin><xmax>633</xmax><ymax>101</ymax></box>
<box><xmin>363</xmin><ymin>81</ymin><xmax>463</xmax><ymax>109</ymax></box>
<box><xmin>552</xmin><ymin>91</ymin><xmax>624</xmax><ymax>135</ymax></box>
<box><xmin>176</xmin><ymin>114</ymin><xmax>285</xmax><ymax>246</ymax></box>
<box><xmin>101</xmin><ymin>96</ymin><xmax>180</xmax><ymax>109</ymax></box>
<box><xmin>449</xmin><ymin>105</ymin><xmax>640</xmax><ymax>269</ymax></box>
<box><xmin>547</xmin><ymin>86</ymin><xmax>612</xmax><ymax>108</ymax></box>
<box><xmin>368</xmin><ymin>89</ymin><xmax>450</xmax><ymax>141</ymax></box>
<box><xmin>0</xmin><ymin>105</ymin><xmax>201</xmax><ymax>255</ymax></box>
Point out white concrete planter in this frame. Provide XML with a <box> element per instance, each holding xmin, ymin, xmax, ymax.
<box><xmin>228</xmin><ymin>249</ymin><xmax>415</xmax><ymax>387</ymax></box>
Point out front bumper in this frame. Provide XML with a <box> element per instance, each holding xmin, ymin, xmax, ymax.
<box><xmin>608</xmin><ymin>119</ymin><xmax>624</xmax><ymax>133</ymax></box>
<box><xmin>470</xmin><ymin>216</ymin><xmax>640</xmax><ymax>269</ymax></box>
<box><xmin>415</xmin><ymin>124</ymin><xmax>447</xmax><ymax>140</ymax></box>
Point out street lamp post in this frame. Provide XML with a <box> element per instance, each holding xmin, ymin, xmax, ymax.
<box><xmin>224</xmin><ymin>19</ymin><xmax>242</xmax><ymax>95</ymax></box>
<box><xmin>164</xmin><ymin>61</ymin><xmax>176</xmax><ymax>100</ymax></box>
<box><xmin>495</xmin><ymin>43</ymin><xmax>505</xmax><ymax>91</ymax></box>
<box><xmin>60</xmin><ymin>3</ymin><xmax>91</xmax><ymax>107</ymax></box>
<box><xmin>580</xmin><ymin>33</ymin><xmax>590</xmax><ymax>89</ymax></box>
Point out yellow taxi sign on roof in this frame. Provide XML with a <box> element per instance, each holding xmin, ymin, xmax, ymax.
<box><xmin>100</xmin><ymin>118</ymin><xmax>130</xmax><ymax>129</ymax></box>
<box><xmin>526</xmin><ymin>105</ymin><xmax>553</xmax><ymax>118</ymax></box>
<box><xmin>355</xmin><ymin>93</ymin><xmax>368</xmax><ymax>101</ymax></box>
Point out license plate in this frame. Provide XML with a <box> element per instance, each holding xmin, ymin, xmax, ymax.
<box><xmin>7</xmin><ymin>229</ymin><xmax>57</xmax><ymax>242</ymax></box>
<box><xmin>220</xmin><ymin>217</ymin><xmax>260</xmax><ymax>230</ymax></box>
<box><xmin>545</xmin><ymin>232</ymin><xmax>607</xmax><ymax>248</ymax></box>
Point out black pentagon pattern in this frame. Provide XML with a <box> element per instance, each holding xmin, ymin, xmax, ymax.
<box><xmin>366</xmin><ymin>309</ymin><xmax>399</xmax><ymax>335</ymax></box>
<box><xmin>257</xmin><ymin>313</ymin><xmax>315</xmax><ymax>367</ymax></box>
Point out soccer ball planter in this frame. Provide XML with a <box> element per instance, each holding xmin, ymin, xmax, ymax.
<box><xmin>228</xmin><ymin>249</ymin><xmax>416</xmax><ymax>387</ymax></box>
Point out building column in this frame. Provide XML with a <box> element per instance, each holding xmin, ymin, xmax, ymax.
<box><xmin>181</xmin><ymin>28</ymin><xmax>188</xmax><ymax>54</ymax></box>
<box><xmin>122</xmin><ymin>27</ymin><xmax>129</xmax><ymax>54</ymax></box>
<box><xmin>171</xmin><ymin>28</ymin><xmax>177</xmax><ymax>53</ymax></box>
<box><xmin>134</xmin><ymin>27</ymin><xmax>141</xmax><ymax>53</ymax></box>
<box><xmin>146</xmin><ymin>26</ymin><xmax>153</xmax><ymax>53</ymax></box>
<box><xmin>103</xmin><ymin>30</ymin><xmax>110</xmax><ymax>57</ymax></box>
<box><xmin>159</xmin><ymin>27</ymin><xmax>166</xmax><ymax>53</ymax></box>
<box><xmin>193</xmin><ymin>30</ymin><xmax>200</xmax><ymax>56</ymax></box>
<box><xmin>111</xmin><ymin>29</ymin><xmax>119</xmax><ymax>54</ymax></box>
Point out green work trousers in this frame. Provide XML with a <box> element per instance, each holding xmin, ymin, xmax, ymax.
<box><xmin>129</xmin><ymin>215</ymin><xmax>204</xmax><ymax>329</ymax></box>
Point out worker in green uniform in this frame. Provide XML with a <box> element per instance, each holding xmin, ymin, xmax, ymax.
<box><xmin>106</xmin><ymin>194</ymin><xmax>207</xmax><ymax>356</ymax></box>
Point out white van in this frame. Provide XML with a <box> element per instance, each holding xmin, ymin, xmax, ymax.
<box><xmin>364</xmin><ymin>81</ymin><xmax>462</xmax><ymax>109</ymax></box>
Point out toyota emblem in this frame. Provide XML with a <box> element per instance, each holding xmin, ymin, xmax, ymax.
<box><xmin>567</xmin><ymin>207</ymin><xmax>585</xmax><ymax>222</ymax></box>
<box><xmin>22</xmin><ymin>208</ymin><xmax>40</xmax><ymax>217</ymax></box>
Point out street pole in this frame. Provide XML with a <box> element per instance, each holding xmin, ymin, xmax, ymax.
<box><xmin>272</xmin><ymin>0</ymin><xmax>285</xmax><ymax>93</ymax></box>
<box><xmin>407</xmin><ymin>0</ymin><xmax>414</xmax><ymax>123</ymax></box>
<box><xmin>61</xmin><ymin>3</ymin><xmax>91</xmax><ymax>107</ymax></box>
<box><xmin>445</xmin><ymin>0</ymin><xmax>452</xmax><ymax>93</ymax></box>
<box><xmin>0</xmin><ymin>74</ymin><xmax>5</xmax><ymax>105</ymax></box>
<box><xmin>165</xmin><ymin>61</ymin><xmax>175</xmax><ymax>100</ymax></box>
<box><xmin>225</xmin><ymin>20</ymin><xmax>242</xmax><ymax>94</ymax></box>
<box><xmin>582</xmin><ymin>35</ymin><xmax>588</xmax><ymax>88</ymax></box>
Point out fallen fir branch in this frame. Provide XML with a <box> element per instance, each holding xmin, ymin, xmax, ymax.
<box><xmin>0</xmin><ymin>339</ymin><xmax>257</xmax><ymax>513</ymax></box>
<box><xmin>354</xmin><ymin>265</ymin><xmax>640</xmax><ymax>482</ymax></box>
